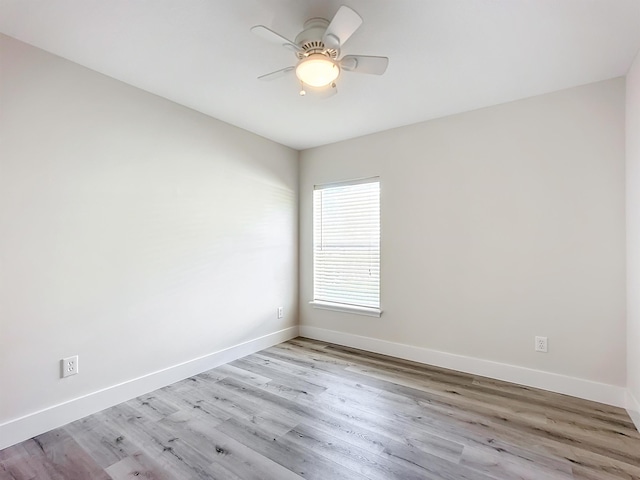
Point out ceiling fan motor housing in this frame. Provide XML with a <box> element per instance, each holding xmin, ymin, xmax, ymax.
<box><xmin>294</xmin><ymin>18</ymin><xmax>338</xmax><ymax>59</ymax></box>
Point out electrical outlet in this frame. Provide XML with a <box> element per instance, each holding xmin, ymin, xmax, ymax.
<box><xmin>61</xmin><ymin>355</ymin><xmax>79</xmax><ymax>378</ymax></box>
<box><xmin>535</xmin><ymin>336</ymin><xmax>548</xmax><ymax>353</ymax></box>
<box><xmin>277</xmin><ymin>307</ymin><xmax>284</xmax><ymax>319</ymax></box>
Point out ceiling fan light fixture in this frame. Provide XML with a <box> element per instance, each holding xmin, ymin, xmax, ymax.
<box><xmin>295</xmin><ymin>54</ymin><xmax>339</xmax><ymax>88</ymax></box>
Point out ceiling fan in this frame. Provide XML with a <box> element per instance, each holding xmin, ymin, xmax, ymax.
<box><xmin>251</xmin><ymin>5</ymin><xmax>389</xmax><ymax>97</ymax></box>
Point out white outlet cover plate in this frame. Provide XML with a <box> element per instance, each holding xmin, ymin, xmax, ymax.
<box><xmin>62</xmin><ymin>355</ymin><xmax>79</xmax><ymax>378</ymax></box>
<box><xmin>535</xmin><ymin>336</ymin><xmax>548</xmax><ymax>353</ymax></box>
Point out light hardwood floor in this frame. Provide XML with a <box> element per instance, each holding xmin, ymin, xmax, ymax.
<box><xmin>1</xmin><ymin>337</ymin><xmax>639</xmax><ymax>479</ymax></box>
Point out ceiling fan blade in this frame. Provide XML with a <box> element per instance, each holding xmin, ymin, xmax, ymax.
<box><xmin>322</xmin><ymin>6</ymin><xmax>363</xmax><ymax>50</ymax></box>
<box><xmin>251</xmin><ymin>25</ymin><xmax>301</xmax><ymax>53</ymax></box>
<box><xmin>258</xmin><ymin>66</ymin><xmax>295</xmax><ymax>81</ymax></box>
<box><xmin>340</xmin><ymin>55</ymin><xmax>389</xmax><ymax>75</ymax></box>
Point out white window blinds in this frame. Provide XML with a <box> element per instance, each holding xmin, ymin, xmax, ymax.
<box><xmin>313</xmin><ymin>179</ymin><xmax>380</xmax><ymax>309</ymax></box>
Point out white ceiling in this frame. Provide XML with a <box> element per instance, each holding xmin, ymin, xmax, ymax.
<box><xmin>1</xmin><ymin>0</ymin><xmax>640</xmax><ymax>150</ymax></box>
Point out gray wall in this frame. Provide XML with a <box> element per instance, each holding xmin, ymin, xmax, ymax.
<box><xmin>300</xmin><ymin>78</ymin><xmax>626</xmax><ymax>387</ymax></box>
<box><xmin>626</xmin><ymin>49</ymin><xmax>640</xmax><ymax>425</ymax></box>
<box><xmin>0</xmin><ymin>34</ymin><xmax>299</xmax><ymax>424</ymax></box>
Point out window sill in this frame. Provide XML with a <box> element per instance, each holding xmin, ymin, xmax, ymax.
<box><xmin>309</xmin><ymin>301</ymin><xmax>382</xmax><ymax>317</ymax></box>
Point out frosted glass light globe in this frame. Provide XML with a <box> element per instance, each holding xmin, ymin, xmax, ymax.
<box><xmin>295</xmin><ymin>54</ymin><xmax>340</xmax><ymax>87</ymax></box>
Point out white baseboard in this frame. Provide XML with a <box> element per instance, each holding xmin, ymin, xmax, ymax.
<box><xmin>627</xmin><ymin>390</ymin><xmax>640</xmax><ymax>433</ymax></box>
<box><xmin>0</xmin><ymin>326</ymin><xmax>298</xmax><ymax>450</ymax></box>
<box><xmin>299</xmin><ymin>326</ymin><xmax>626</xmax><ymax>408</ymax></box>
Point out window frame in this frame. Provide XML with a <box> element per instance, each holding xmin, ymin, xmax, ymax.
<box><xmin>309</xmin><ymin>177</ymin><xmax>382</xmax><ymax>317</ymax></box>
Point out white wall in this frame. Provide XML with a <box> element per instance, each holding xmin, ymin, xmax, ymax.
<box><xmin>627</xmin><ymin>50</ymin><xmax>640</xmax><ymax>428</ymax></box>
<box><xmin>0</xmin><ymin>34</ymin><xmax>298</xmax><ymax>430</ymax></box>
<box><xmin>300</xmin><ymin>79</ymin><xmax>626</xmax><ymax>393</ymax></box>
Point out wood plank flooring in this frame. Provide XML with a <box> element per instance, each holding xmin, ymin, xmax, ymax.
<box><xmin>1</xmin><ymin>337</ymin><xmax>639</xmax><ymax>479</ymax></box>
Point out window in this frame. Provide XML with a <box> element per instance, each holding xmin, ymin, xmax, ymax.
<box><xmin>311</xmin><ymin>178</ymin><xmax>381</xmax><ymax>317</ymax></box>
